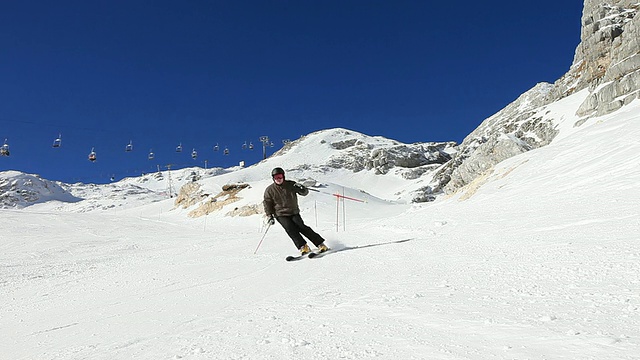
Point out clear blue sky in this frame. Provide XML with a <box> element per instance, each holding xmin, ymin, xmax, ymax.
<box><xmin>0</xmin><ymin>1</ymin><xmax>583</xmax><ymax>184</ymax></box>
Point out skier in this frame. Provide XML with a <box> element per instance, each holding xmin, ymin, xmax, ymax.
<box><xmin>263</xmin><ymin>167</ymin><xmax>329</xmax><ymax>255</ymax></box>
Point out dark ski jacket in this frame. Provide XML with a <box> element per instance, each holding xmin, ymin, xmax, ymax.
<box><xmin>263</xmin><ymin>180</ymin><xmax>308</xmax><ymax>217</ymax></box>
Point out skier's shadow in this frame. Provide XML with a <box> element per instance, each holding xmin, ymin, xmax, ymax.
<box><xmin>321</xmin><ymin>238</ymin><xmax>413</xmax><ymax>257</ymax></box>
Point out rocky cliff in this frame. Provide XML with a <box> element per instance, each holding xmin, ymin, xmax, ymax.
<box><xmin>574</xmin><ymin>0</ymin><xmax>640</xmax><ymax>116</ymax></box>
<box><xmin>417</xmin><ymin>0</ymin><xmax>640</xmax><ymax>199</ymax></box>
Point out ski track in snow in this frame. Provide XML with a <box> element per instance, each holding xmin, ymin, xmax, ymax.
<box><xmin>2</xmin><ymin>205</ymin><xmax>638</xmax><ymax>359</ymax></box>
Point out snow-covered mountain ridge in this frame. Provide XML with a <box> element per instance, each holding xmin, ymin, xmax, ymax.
<box><xmin>273</xmin><ymin>128</ymin><xmax>455</xmax><ymax>176</ymax></box>
<box><xmin>0</xmin><ymin>128</ymin><xmax>455</xmax><ymax>210</ymax></box>
<box><xmin>0</xmin><ymin>171</ymin><xmax>81</xmax><ymax>208</ymax></box>
<box><xmin>0</xmin><ymin>167</ymin><xmax>231</xmax><ymax>211</ymax></box>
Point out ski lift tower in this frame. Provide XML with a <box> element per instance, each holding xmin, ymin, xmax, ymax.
<box><xmin>166</xmin><ymin>164</ymin><xmax>174</xmax><ymax>198</ymax></box>
<box><xmin>259</xmin><ymin>135</ymin><xmax>270</xmax><ymax>160</ymax></box>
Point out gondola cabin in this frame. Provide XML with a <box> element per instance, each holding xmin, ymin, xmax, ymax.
<box><xmin>0</xmin><ymin>141</ymin><xmax>9</xmax><ymax>157</ymax></box>
<box><xmin>88</xmin><ymin>148</ymin><xmax>96</xmax><ymax>162</ymax></box>
<box><xmin>148</xmin><ymin>150</ymin><xmax>155</xmax><ymax>160</ymax></box>
<box><xmin>125</xmin><ymin>141</ymin><xmax>133</xmax><ymax>152</ymax></box>
<box><xmin>176</xmin><ymin>143</ymin><xmax>183</xmax><ymax>152</ymax></box>
<box><xmin>191</xmin><ymin>149</ymin><xmax>198</xmax><ymax>159</ymax></box>
<box><xmin>52</xmin><ymin>134</ymin><xmax>62</xmax><ymax>148</ymax></box>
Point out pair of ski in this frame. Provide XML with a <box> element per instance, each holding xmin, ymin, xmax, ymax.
<box><xmin>285</xmin><ymin>249</ymin><xmax>330</xmax><ymax>261</ymax></box>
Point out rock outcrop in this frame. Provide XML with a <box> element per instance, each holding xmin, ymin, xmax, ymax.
<box><xmin>174</xmin><ymin>182</ymin><xmax>207</xmax><ymax>209</ymax></box>
<box><xmin>179</xmin><ymin>183</ymin><xmax>252</xmax><ymax>218</ymax></box>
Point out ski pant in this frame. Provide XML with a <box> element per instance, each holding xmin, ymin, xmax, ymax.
<box><xmin>276</xmin><ymin>214</ymin><xmax>325</xmax><ymax>250</ymax></box>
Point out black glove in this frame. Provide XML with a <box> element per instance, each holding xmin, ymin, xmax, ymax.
<box><xmin>293</xmin><ymin>182</ymin><xmax>306</xmax><ymax>191</ymax></box>
<box><xmin>266</xmin><ymin>215</ymin><xmax>275</xmax><ymax>225</ymax></box>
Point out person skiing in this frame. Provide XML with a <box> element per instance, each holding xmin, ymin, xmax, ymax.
<box><xmin>263</xmin><ymin>167</ymin><xmax>329</xmax><ymax>255</ymax></box>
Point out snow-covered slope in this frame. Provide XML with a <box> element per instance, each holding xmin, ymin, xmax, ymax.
<box><xmin>2</xmin><ymin>2</ymin><xmax>639</xmax><ymax>357</ymax></box>
<box><xmin>1</xmin><ymin>90</ymin><xmax>639</xmax><ymax>359</ymax></box>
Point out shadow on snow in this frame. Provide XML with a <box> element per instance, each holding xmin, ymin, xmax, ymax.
<box><xmin>316</xmin><ymin>238</ymin><xmax>413</xmax><ymax>258</ymax></box>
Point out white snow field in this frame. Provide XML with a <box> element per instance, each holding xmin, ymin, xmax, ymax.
<box><xmin>1</xmin><ymin>95</ymin><xmax>639</xmax><ymax>359</ymax></box>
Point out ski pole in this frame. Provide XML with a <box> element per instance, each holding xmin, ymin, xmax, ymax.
<box><xmin>308</xmin><ymin>187</ymin><xmax>366</xmax><ymax>203</ymax></box>
<box><xmin>253</xmin><ymin>222</ymin><xmax>271</xmax><ymax>254</ymax></box>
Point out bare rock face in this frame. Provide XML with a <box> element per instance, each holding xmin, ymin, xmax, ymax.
<box><xmin>174</xmin><ymin>182</ymin><xmax>206</xmax><ymax>209</ymax></box>
<box><xmin>185</xmin><ymin>183</ymin><xmax>251</xmax><ymax>218</ymax></box>
<box><xmin>312</xmin><ymin>131</ymin><xmax>454</xmax><ymax>175</ymax></box>
<box><xmin>574</xmin><ymin>0</ymin><xmax>640</xmax><ymax>117</ymax></box>
<box><xmin>421</xmin><ymin>83</ymin><xmax>559</xmax><ymax>198</ymax></box>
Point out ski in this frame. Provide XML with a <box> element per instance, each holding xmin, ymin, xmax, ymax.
<box><xmin>308</xmin><ymin>249</ymin><xmax>330</xmax><ymax>259</ymax></box>
<box><xmin>285</xmin><ymin>248</ymin><xmax>330</xmax><ymax>261</ymax></box>
<box><xmin>285</xmin><ymin>254</ymin><xmax>307</xmax><ymax>261</ymax></box>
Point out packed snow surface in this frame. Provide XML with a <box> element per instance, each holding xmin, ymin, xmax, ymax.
<box><xmin>1</xmin><ymin>96</ymin><xmax>639</xmax><ymax>359</ymax></box>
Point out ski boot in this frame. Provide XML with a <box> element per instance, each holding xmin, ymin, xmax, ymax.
<box><xmin>299</xmin><ymin>244</ymin><xmax>311</xmax><ymax>255</ymax></box>
<box><xmin>317</xmin><ymin>243</ymin><xmax>329</xmax><ymax>253</ymax></box>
